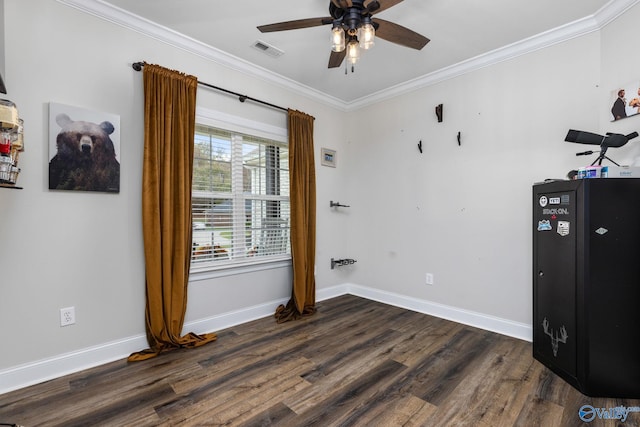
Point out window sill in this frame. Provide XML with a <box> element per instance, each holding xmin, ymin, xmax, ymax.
<box><xmin>189</xmin><ymin>258</ymin><xmax>292</xmax><ymax>282</ymax></box>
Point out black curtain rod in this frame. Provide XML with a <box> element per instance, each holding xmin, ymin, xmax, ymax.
<box><xmin>132</xmin><ymin>62</ymin><xmax>288</xmax><ymax>113</ymax></box>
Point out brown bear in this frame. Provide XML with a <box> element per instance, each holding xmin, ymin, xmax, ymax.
<box><xmin>49</xmin><ymin>113</ymin><xmax>120</xmax><ymax>192</ymax></box>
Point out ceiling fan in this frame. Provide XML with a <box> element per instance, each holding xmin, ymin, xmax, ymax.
<box><xmin>257</xmin><ymin>0</ymin><xmax>430</xmax><ymax>70</ymax></box>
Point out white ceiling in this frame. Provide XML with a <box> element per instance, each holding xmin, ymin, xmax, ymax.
<box><xmin>84</xmin><ymin>0</ymin><xmax>628</xmax><ymax>105</ymax></box>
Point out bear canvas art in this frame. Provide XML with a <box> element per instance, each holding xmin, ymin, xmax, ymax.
<box><xmin>48</xmin><ymin>103</ymin><xmax>120</xmax><ymax>192</ymax></box>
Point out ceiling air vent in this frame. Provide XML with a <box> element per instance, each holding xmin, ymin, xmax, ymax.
<box><xmin>251</xmin><ymin>40</ymin><xmax>284</xmax><ymax>58</ymax></box>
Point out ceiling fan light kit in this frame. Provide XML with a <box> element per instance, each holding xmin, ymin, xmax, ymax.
<box><xmin>331</xmin><ymin>24</ymin><xmax>346</xmax><ymax>52</ymax></box>
<box><xmin>346</xmin><ymin>39</ymin><xmax>360</xmax><ymax>65</ymax></box>
<box><xmin>359</xmin><ymin>20</ymin><xmax>375</xmax><ymax>50</ymax></box>
<box><xmin>258</xmin><ymin>0</ymin><xmax>429</xmax><ymax>71</ymax></box>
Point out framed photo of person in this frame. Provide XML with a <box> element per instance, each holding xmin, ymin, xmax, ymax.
<box><xmin>610</xmin><ymin>81</ymin><xmax>640</xmax><ymax>122</ymax></box>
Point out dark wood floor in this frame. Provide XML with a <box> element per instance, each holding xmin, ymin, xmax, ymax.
<box><xmin>2</xmin><ymin>295</ymin><xmax>639</xmax><ymax>426</ymax></box>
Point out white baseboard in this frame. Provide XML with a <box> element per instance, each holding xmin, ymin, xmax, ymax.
<box><xmin>316</xmin><ymin>284</ymin><xmax>350</xmax><ymax>302</ymax></box>
<box><xmin>183</xmin><ymin>297</ymin><xmax>289</xmax><ymax>336</ymax></box>
<box><xmin>0</xmin><ymin>297</ymin><xmax>289</xmax><ymax>396</ymax></box>
<box><xmin>0</xmin><ymin>334</ymin><xmax>147</xmax><ymax>396</ymax></box>
<box><xmin>0</xmin><ymin>284</ymin><xmax>531</xmax><ymax>395</ymax></box>
<box><xmin>342</xmin><ymin>283</ymin><xmax>532</xmax><ymax>342</ymax></box>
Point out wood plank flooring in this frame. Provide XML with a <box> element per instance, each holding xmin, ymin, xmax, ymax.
<box><xmin>2</xmin><ymin>295</ymin><xmax>640</xmax><ymax>426</ymax></box>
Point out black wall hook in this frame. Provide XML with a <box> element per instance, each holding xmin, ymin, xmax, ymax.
<box><xmin>417</xmin><ymin>140</ymin><xmax>423</xmax><ymax>153</ymax></box>
<box><xmin>457</xmin><ymin>132</ymin><xmax>461</xmax><ymax>146</ymax></box>
<box><xmin>435</xmin><ymin>104</ymin><xmax>443</xmax><ymax>122</ymax></box>
<box><xmin>330</xmin><ymin>201</ymin><xmax>350</xmax><ymax>208</ymax></box>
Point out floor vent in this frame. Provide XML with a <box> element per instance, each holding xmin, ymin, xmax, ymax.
<box><xmin>251</xmin><ymin>40</ymin><xmax>284</xmax><ymax>58</ymax></box>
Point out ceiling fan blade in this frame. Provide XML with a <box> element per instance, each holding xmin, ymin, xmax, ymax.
<box><xmin>366</xmin><ymin>0</ymin><xmax>403</xmax><ymax>14</ymax></box>
<box><xmin>258</xmin><ymin>17</ymin><xmax>333</xmax><ymax>33</ymax></box>
<box><xmin>328</xmin><ymin>50</ymin><xmax>347</xmax><ymax>68</ymax></box>
<box><xmin>374</xmin><ymin>18</ymin><xmax>429</xmax><ymax>50</ymax></box>
<box><xmin>331</xmin><ymin>0</ymin><xmax>353</xmax><ymax>8</ymax></box>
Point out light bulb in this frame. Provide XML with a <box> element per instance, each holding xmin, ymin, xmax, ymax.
<box><xmin>331</xmin><ymin>26</ymin><xmax>345</xmax><ymax>52</ymax></box>
<box><xmin>346</xmin><ymin>41</ymin><xmax>359</xmax><ymax>65</ymax></box>
<box><xmin>359</xmin><ymin>23</ymin><xmax>375</xmax><ymax>50</ymax></box>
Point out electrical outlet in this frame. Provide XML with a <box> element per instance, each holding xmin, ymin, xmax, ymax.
<box><xmin>60</xmin><ymin>307</ymin><xmax>76</xmax><ymax>327</ymax></box>
<box><xmin>426</xmin><ymin>273</ymin><xmax>434</xmax><ymax>285</ymax></box>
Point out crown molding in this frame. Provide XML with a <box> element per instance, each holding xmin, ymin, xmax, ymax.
<box><xmin>57</xmin><ymin>0</ymin><xmax>639</xmax><ymax>112</ymax></box>
<box><xmin>347</xmin><ymin>0</ymin><xmax>640</xmax><ymax>110</ymax></box>
<box><xmin>55</xmin><ymin>0</ymin><xmax>349</xmax><ymax>112</ymax></box>
<box><xmin>594</xmin><ymin>0</ymin><xmax>640</xmax><ymax>26</ymax></box>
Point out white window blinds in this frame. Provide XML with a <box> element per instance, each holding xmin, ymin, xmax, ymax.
<box><xmin>191</xmin><ymin>124</ymin><xmax>290</xmax><ymax>271</ymax></box>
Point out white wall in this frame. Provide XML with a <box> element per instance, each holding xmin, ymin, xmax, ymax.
<box><xmin>0</xmin><ymin>0</ymin><xmax>4</xmax><ymax>80</ymax></box>
<box><xmin>340</xmin><ymin>2</ymin><xmax>640</xmax><ymax>325</ymax></box>
<box><xmin>342</xmin><ymin>32</ymin><xmax>601</xmax><ymax>325</ymax></box>
<box><xmin>2</xmin><ymin>0</ymin><xmax>640</xmax><ymax>394</ymax></box>
<box><xmin>600</xmin><ymin>2</ymin><xmax>640</xmax><ymax>142</ymax></box>
<box><xmin>0</xmin><ymin>0</ymin><xmax>347</xmax><ymax>389</ymax></box>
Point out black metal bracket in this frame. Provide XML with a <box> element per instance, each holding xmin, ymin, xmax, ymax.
<box><xmin>331</xmin><ymin>258</ymin><xmax>357</xmax><ymax>269</ymax></box>
<box><xmin>330</xmin><ymin>201</ymin><xmax>350</xmax><ymax>208</ymax></box>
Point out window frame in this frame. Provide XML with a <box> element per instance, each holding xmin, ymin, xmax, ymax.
<box><xmin>189</xmin><ymin>107</ymin><xmax>291</xmax><ymax>281</ymax></box>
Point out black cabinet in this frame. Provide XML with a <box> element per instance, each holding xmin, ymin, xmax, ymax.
<box><xmin>533</xmin><ymin>179</ymin><xmax>640</xmax><ymax>398</ymax></box>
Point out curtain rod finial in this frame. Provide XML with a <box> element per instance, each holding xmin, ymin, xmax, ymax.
<box><xmin>132</xmin><ymin>62</ymin><xmax>144</xmax><ymax>71</ymax></box>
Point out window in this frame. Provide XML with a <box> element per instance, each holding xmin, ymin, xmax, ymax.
<box><xmin>191</xmin><ymin>124</ymin><xmax>290</xmax><ymax>271</ymax></box>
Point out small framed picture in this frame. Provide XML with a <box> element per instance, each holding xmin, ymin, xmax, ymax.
<box><xmin>321</xmin><ymin>148</ymin><xmax>336</xmax><ymax>167</ymax></box>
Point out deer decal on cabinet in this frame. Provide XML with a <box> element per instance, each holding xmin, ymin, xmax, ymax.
<box><xmin>542</xmin><ymin>317</ymin><xmax>568</xmax><ymax>357</ymax></box>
